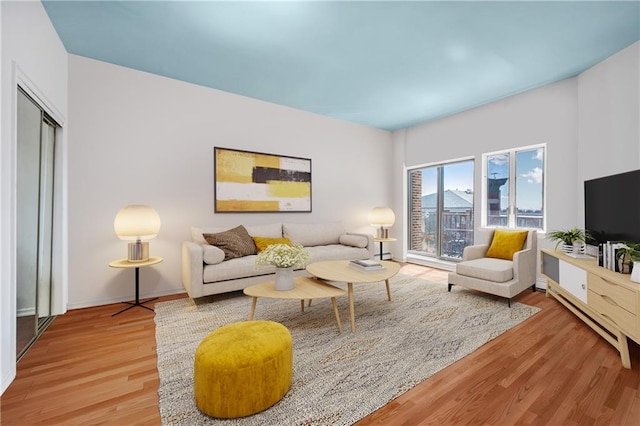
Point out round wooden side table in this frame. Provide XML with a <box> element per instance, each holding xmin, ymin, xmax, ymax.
<box><xmin>373</xmin><ymin>237</ymin><xmax>397</xmax><ymax>260</ymax></box>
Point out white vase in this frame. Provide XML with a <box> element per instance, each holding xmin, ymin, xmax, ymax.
<box><xmin>274</xmin><ymin>267</ymin><xmax>295</xmax><ymax>291</ymax></box>
<box><xmin>572</xmin><ymin>241</ymin><xmax>584</xmax><ymax>254</ymax></box>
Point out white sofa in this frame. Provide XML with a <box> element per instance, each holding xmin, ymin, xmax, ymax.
<box><xmin>182</xmin><ymin>222</ymin><xmax>374</xmax><ymax>298</ymax></box>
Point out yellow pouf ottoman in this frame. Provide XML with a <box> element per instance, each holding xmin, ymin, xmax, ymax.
<box><xmin>194</xmin><ymin>320</ymin><xmax>293</xmax><ymax>418</ymax></box>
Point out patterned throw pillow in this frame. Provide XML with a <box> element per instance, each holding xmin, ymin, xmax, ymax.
<box><xmin>203</xmin><ymin>225</ymin><xmax>257</xmax><ymax>260</ymax></box>
<box><xmin>485</xmin><ymin>229</ymin><xmax>529</xmax><ymax>260</ymax></box>
<box><xmin>252</xmin><ymin>236</ymin><xmax>292</xmax><ymax>253</ymax></box>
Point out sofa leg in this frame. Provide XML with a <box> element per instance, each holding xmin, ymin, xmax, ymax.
<box><xmin>531</xmin><ymin>284</ymin><xmax>536</xmax><ymax>292</ymax></box>
<box><xmin>447</xmin><ymin>283</ymin><xmax>453</xmax><ymax>292</ymax></box>
<box><xmin>507</xmin><ymin>298</ymin><xmax>511</xmax><ymax>308</ymax></box>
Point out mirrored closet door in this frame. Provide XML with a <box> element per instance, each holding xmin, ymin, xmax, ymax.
<box><xmin>16</xmin><ymin>86</ymin><xmax>58</xmax><ymax>360</ymax></box>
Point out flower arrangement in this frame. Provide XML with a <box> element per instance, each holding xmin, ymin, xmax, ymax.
<box><xmin>255</xmin><ymin>244</ymin><xmax>310</xmax><ymax>269</ymax></box>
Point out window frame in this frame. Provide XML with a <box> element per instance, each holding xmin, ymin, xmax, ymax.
<box><xmin>406</xmin><ymin>157</ymin><xmax>475</xmax><ymax>260</ymax></box>
<box><xmin>481</xmin><ymin>143</ymin><xmax>546</xmax><ymax>231</ymax></box>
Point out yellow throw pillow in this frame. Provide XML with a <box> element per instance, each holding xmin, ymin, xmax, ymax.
<box><xmin>485</xmin><ymin>230</ymin><xmax>529</xmax><ymax>260</ymax></box>
<box><xmin>252</xmin><ymin>236</ymin><xmax>293</xmax><ymax>253</ymax></box>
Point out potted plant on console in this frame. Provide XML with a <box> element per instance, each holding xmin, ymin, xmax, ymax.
<box><xmin>547</xmin><ymin>227</ymin><xmax>590</xmax><ymax>255</ymax></box>
<box><xmin>256</xmin><ymin>244</ymin><xmax>310</xmax><ymax>290</ymax></box>
<box><xmin>615</xmin><ymin>242</ymin><xmax>640</xmax><ymax>279</ymax></box>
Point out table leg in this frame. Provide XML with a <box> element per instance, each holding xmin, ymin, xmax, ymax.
<box><xmin>330</xmin><ymin>297</ymin><xmax>342</xmax><ymax>334</ymax></box>
<box><xmin>385</xmin><ymin>279</ymin><xmax>392</xmax><ymax>301</ymax></box>
<box><xmin>134</xmin><ymin>267</ymin><xmax>140</xmax><ymax>303</ymax></box>
<box><xmin>112</xmin><ymin>267</ymin><xmax>157</xmax><ymax>316</ymax></box>
<box><xmin>618</xmin><ymin>332</ymin><xmax>631</xmax><ymax>369</ymax></box>
<box><xmin>248</xmin><ymin>297</ymin><xmax>257</xmax><ymax>320</ymax></box>
<box><xmin>379</xmin><ymin>241</ymin><xmax>383</xmax><ymax>259</ymax></box>
<box><xmin>300</xmin><ymin>300</ymin><xmax>304</xmax><ymax>312</ymax></box>
<box><xmin>348</xmin><ymin>282</ymin><xmax>355</xmax><ymax>332</ymax></box>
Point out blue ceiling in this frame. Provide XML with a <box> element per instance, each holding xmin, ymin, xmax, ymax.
<box><xmin>42</xmin><ymin>1</ymin><xmax>640</xmax><ymax>131</ymax></box>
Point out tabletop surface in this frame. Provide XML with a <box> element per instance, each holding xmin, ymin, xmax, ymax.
<box><xmin>109</xmin><ymin>256</ymin><xmax>163</xmax><ymax>268</ymax></box>
<box><xmin>243</xmin><ymin>276</ymin><xmax>345</xmax><ymax>300</ymax></box>
<box><xmin>306</xmin><ymin>260</ymin><xmax>400</xmax><ymax>283</ymax></box>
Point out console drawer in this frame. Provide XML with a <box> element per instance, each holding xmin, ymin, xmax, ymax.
<box><xmin>588</xmin><ymin>273</ymin><xmax>635</xmax><ymax>313</ymax></box>
<box><xmin>588</xmin><ymin>290</ymin><xmax>637</xmax><ymax>336</ymax></box>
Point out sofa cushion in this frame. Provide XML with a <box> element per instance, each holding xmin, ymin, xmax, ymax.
<box><xmin>203</xmin><ymin>255</ymin><xmax>276</xmax><ymax>283</ymax></box>
<box><xmin>283</xmin><ymin>222</ymin><xmax>344</xmax><ymax>247</ymax></box>
<box><xmin>203</xmin><ymin>245</ymin><xmax>226</xmax><ymax>265</ymax></box>
<box><xmin>245</xmin><ymin>223</ymin><xmax>283</xmax><ymax>238</ymax></box>
<box><xmin>456</xmin><ymin>258</ymin><xmax>513</xmax><ymax>283</ymax></box>
<box><xmin>204</xmin><ymin>225</ymin><xmax>257</xmax><ymax>260</ymax></box>
<box><xmin>339</xmin><ymin>234</ymin><xmax>368</xmax><ymax>248</ymax></box>
<box><xmin>252</xmin><ymin>236</ymin><xmax>292</xmax><ymax>253</ymax></box>
<box><xmin>191</xmin><ymin>226</ymin><xmax>209</xmax><ymax>245</ymax></box>
<box><xmin>305</xmin><ymin>244</ymin><xmax>370</xmax><ymax>263</ymax></box>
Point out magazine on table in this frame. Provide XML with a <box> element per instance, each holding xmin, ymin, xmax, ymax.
<box><xmin>349</xmin><ymin>259</ymin><xmax>385</xmax><ymax>271</ymax></box>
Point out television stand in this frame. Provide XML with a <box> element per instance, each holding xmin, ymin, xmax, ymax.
<box><xmin>541</xmin><ymin>248</ymin><xmax>639</xmax><ymax>369</ymax></box>
<box><xmin>565</xmin><ymin>252</ymin><xmax>591</xmax><ymax>259</ymax></box>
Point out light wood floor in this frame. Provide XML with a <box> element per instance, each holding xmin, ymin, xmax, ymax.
<box><xmin>2</xmin><ymin>263</ymin><xmax>639</xmax><ymax>425</ymax></box>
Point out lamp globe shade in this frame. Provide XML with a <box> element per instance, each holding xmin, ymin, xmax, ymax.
<box><xmin>114</xmin><ymin>205</ymin><xmax>161</xmax><ymax>241</ymax></box>
<box><xmin>369</xmin><ymin>207</ymin><xmax>395</xmax><ymax>227</ymax></box>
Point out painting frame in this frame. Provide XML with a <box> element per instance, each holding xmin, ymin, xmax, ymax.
<box><xmin>214</xmin><ymin>147</ymin><xmax>312</xmax><ymax>213</ymax></box>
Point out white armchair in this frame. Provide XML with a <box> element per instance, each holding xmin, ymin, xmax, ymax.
<box><xmin>448</xmin><ymin>229</ymin><xmax>537</xmax><ymax>307</ymax></box>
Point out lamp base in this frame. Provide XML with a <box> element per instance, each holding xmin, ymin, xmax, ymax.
<box><xmin>128</xmin><ymin>241</ymin><xmax>149</xmax><ymax>262</ymax></box>
<box><xmin>377</xmin><ymin>227</ymin><xmax>389</xmax><ymax>239</ymax></box>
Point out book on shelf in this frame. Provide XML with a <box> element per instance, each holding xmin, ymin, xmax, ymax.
<box><xmin>603</xmin><ymin>241</ymin><xmax>624</xmax><ymax>271</ymax></box>
<box><xmin>598</xmin><ymin>244</ymin><xmax>603</xmax><ymax>267</ymax></box>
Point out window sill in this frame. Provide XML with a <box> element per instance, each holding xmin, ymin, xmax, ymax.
<box><xmin>405</xmin><ymin>254</ymin><xmax>456</xmax><ymax>272</ymax></box>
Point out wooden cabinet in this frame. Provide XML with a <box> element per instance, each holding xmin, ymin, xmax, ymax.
<box><xmin>541</xmin><ymin>249</ymin><xmax>640</xmax><ymax>369</ymax></box>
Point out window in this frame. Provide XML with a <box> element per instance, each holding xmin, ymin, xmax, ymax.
<box><xmin>484</xmin><ymin>145</ymin><xmax>545</xmax><ymax>230</ymax></box>
<box><xmin>408</xmin><ymin>159</ymin><xmax>474</xmax><ymax>260</ymax></box>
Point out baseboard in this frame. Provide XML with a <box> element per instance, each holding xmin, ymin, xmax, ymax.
<box><xmin>404</xmin><ymin>255</ymin><xmax>456</xmax><ymax>272</ymax></box>
<box><xmin>16</xmin><ymin>307</ymin><xmax>35</xmax><ymax>317</ymax></box>
<box><xmin>1</xmin><ymin>366</ymin><xmax>16</xmax><ymax>396</ymax></box>
<box><xmin>66</xmin><ymin>288</ymin><xmax>186</xmax><ymax>310</ymax></box>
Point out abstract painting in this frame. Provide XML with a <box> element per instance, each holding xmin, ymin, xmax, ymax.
<box><xmin>214</xmin><ymin>147</ymin><xmax>312</xmax><ymax>212</ymax></box>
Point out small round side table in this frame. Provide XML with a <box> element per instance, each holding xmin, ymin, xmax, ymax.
<box><xmin>373</xmin><ymin>237</ymin><xmax>396</xmax><ymax>261</ymax></box>
<box><xmin>109</xmin><ymin>256</ymin><xmax>163</xmax><ymax>316</ymax></box>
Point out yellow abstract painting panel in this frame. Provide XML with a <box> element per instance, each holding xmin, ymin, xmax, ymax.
<box><xmin>216</xmin><ymin>150</ymin><xmax>254</xmax><ymax>184</ymax></box>
<box><xmin>253</xmin><ymin>153</ymin><xmax>280</xmax><ymax>169</ymax></box>
<box><xmin>266</xmin><ymin>181</ymin><xmax>310</xmax><ymax>198</ymax></box>
<box><xmin>216</xmin><ymin>200</ymin><xmax>281</xmax><ymax>212</ymax></box>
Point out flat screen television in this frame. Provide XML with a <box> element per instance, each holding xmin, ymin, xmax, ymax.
<box><xmin>584</xmin><ymin>169</ymin><xmax>640</xmax><ymax>245</ymax></box>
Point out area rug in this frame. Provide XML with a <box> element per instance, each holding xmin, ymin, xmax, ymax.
<box><xmin>154</xmin><ymin>274</ymin><xmax>540</xmax><ymax>425</ymax></box>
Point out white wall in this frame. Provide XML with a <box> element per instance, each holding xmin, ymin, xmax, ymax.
<box><xmin>68</xmin><ymin>55</ymin><xmax>392</xmax><ymax>309</ymax></box>
<box><xmin>393</xmin><ymin>41</ymin><xmax>639</xmax><ymax>286</ymax></box>
<box><xmin>577</xmin><ymin>42</ymin><xmax>640</xmax><ymax>225</ymax></box>
<box><xmin>395</xmin><ymin>77</ymin><xmax>579</xmax><ymax>267</ymax></box>
<box><xmin>1</xmin><ymin>1</ymin><xmax>68</xmax><ymax>395</ymax></box>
